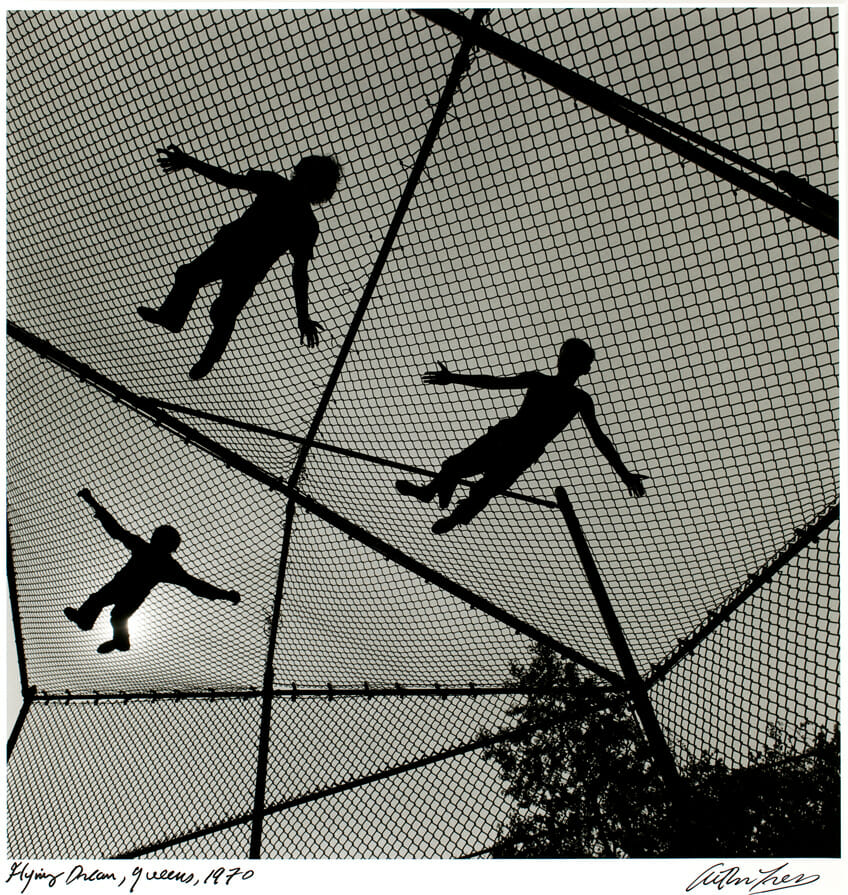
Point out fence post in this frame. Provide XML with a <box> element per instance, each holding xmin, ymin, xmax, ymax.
<box><xmin>554</xmin><ymin>487</ymin><xmax>691</xmax><ymax>855</ymax></box>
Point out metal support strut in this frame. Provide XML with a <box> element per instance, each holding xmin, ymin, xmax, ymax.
<box><xmin>416</xmin><ymin>9</ymin><xmax>837</xmax><ymax>238</ymax></box>
<box><xmin>247</xmin><ymin>8</ymin><xmax>493</xmax><ymax>859</ymax></box>
<box><xmin>554</xmin><ymin>487</ymin><xmax>688</xmax><ymax>852</ymax></box>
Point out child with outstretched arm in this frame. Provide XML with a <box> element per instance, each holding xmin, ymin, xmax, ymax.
<box><xmin>138</xmin><ymin>144</ymin><xmax>340</xmax><ymax>379</ymax></box>
<box><xmin>64</xmin><ymin>489</ymin><xmax>239</xmax><ymax>653</ymax></box>
<box><xmin>396</xmin><ymin>338</ymin><xmax>647</xmax><ymax>533</ymax></box>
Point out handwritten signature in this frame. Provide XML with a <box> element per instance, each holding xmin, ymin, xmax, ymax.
<box><xmin>686</xmin><ymin>862</ymin><xmax>820</xmax><ymax>893</ymax></box>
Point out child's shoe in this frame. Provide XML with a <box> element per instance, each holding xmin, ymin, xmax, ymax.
<box><xmin>431</xmin><ymin>516</ymin><xmax>459</xmax><ymax>535</ymax></box>
<box><xmin>395</xmin><ymin>480</ymin><xmax>435</xmax><ymax>502</ymax></box>
<box><xmin>138</xmin><ymin>307</ymin><xmax>180</xmax><ymax>332</ymax></box>
<box><xmin>64</xmin><ymin>607</ymin><xmax>93</xmax><ymax>631</ymax></box>
<box><xmin>97</xmin><ymin>639</ymin><xmax>130</xmax><ymax>654</ymax></box>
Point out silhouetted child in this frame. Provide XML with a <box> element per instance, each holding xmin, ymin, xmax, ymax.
<box><xmin>138</xmin><ymin>144</ymin><xmax>340</xmax><ymax>379</ymax></box>
<box><xmin>396</xmin><ymin>338</ymin><xmax>647</xmax><ymax>533</ymax></box>
<box><xmin>64</xmin><ymin>489</ymin><xmax>240</xmax><ymax>653</ymax></box>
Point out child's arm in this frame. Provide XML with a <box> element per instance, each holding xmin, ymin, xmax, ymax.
<box><xmin>577</xmin><ymin>398</ymin><xmax>648</xmax><ymax>497</ymax></box>
<box><xmin>157</xmin><ymin>144</ymin><xmax>253</xmax><ymax>191</ymax></box>
<box><xmin>169</xmin><ymin>565</ymin><xmax>240</xmax><ymax>604</ymax></box>
<box><xmin>292</xmin><ymin>253</ymin><xmax>323</xmax><ymax>348</ymax></box>
<box><xmin>78</xmin><ymin>489</ymin><xmax>145</xmax><ymax>549</ymax></box>
<box><xmin>423</xmin><ymin>362</ymin><xmax>537</xmax><ymax>390</ymax></box>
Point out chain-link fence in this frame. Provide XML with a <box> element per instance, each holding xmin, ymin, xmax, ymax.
<box><xmin>7</xmin><ymin>7</ymin><xmax>838</xmax><ymax>858</ymax></box>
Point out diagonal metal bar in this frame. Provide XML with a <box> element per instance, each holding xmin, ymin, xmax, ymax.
<box><xmin>249</xmin><ymin>8</ymin><xmax>492</xmax><ymax>858</ymax></box>
<box><xmin>286</xmin><ymin>8</ymin><xmax>492</xmax><ymax>494</ymax></box>
<box><xmin>113</xmin><ymin>720</ymin><xmax>541</xmax><ymax>859</ymax></box>
<box><xmin>645</xmin><ymin>501</ymin><xmax>839</xmax><ymax>688</ymax></box>
<box><xmin>554</xmin><ymin>488</ymin><xmax>682</xmax><ymax>784</ymax></box>
<box><xmin>555</xmin><ymin>486</ymin><xmax>694</xmax><ymax>856</ymax></box>
<box><xmin>457</xmin><ymin>844</ymin><xmax>495</xmax><ymax>858</ymax></box>
<box><xmin>151</xmin><ymin>397</ymin><xmax>556</xmax><ymax>509</ymax></box>
<box><xmin>415</xmin><ymin>9</ymin><xmax>837</xmax><ymax>238</ymax></box>
<box><xmin>244</xmin><ymin>11</ymin><xmax>498</xmax><ymax>856</ymax></box>
<box><xmin>248</xmin><ymin>498</ymin><xmax>296</xmax><ymax>857</ymax></box>
<box><xmin>7</xmin><ymin>322</ymin><xmax>622</xmax><ymax>681</ymax></box>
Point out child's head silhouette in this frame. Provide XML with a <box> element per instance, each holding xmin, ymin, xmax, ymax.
<box><xmin>293</xmin><ymin>155</ymin><xmax>341</xmax><ymax>205</ymax></box>
<box><xmin>150</xmin><ymin>525</ymin><xmax>181</xmax><ymax>553</ymax></box>
<box><xmin>558</xmin><ymin>338</ymin><xmax>595</xmax><ymax>378</ymax></box>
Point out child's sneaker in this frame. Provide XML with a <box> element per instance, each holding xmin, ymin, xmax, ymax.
<box><xmin>188</xmin><ymin>359</ymin><xmax>212</xmax><ymax>380</ymax></box>
<box><xmin>431</xmin><ymin>517</ymin><xmax>458</xmax><ymax>535</ymax></box>
<box><xmin>138</xmin><ymin>307</ymin><xmax>180</xmax><ymax>333</ymax></box>
<box><xmin>97</xmin><ymin>639</ymin><xmax>130</xmax><ymax>654</ymax></box>
<box><xmin>395</xmin><ymin>479</ymin><xmax>434</xmax><ymax>502</ymax></box>
<box><xmin>64</xmin><ymin>607</ymin><xmax>93</xmax><ymax>631</ymax></box>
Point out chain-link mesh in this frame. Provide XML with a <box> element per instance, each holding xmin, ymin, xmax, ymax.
<box><xmin>276</xmin><ymin>510</ymin><xmax>540</xmax><ymax>686</ymax></box>
<box><xmin>260</xmin><ymin>748</ymin><xmax>511</xmax><ymax>858</ymax></box>
<box><xmin>137</xmin><ymin>824</ymin><xmax>253</xmax><ymax>861</ymax></box>
<box><xmin>7</xmin><ymin>699</ymin><xmax>261</xmax><ymax>858</ymax></box>
<box><xmin>652</xmin><ymin>519</ymin><xmax>839</xmax><ymax>768</ymax></box>
<box><xmin>7</xmin><ymin>7</ymin><xmax>837</xmax><ymax>860</ymax></box>
<box><xmin>491</xmin><ymin>7</ymin><xmax>838</xmax><ymax>195</ymax></box>
<box><xmin>264</xmin><ymin>692</ymin><xmax>518</xmax><ymax>807</ymax></box>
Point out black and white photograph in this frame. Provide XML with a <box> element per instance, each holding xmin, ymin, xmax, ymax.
<box><xmin>4</xmin><ymin>2</ymin><xmax>841</xmax><ymax>888</ymax></box>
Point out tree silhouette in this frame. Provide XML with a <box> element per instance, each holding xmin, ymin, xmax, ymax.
<box><xmin>685</xmin><ymin>725</ymin><xmax>840</xmax><ymax>858</ymax></box>
<box><xmin>483</xmin><ymin>644</ymin><xmax>839</xmax><ymax>858</ymax></box>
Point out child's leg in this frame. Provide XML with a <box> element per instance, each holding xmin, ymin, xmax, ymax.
<box><xmin>97</xmin><ymin>609</ymin><xmax>132</xmax><ymax>653</ymax></box>
<box><xmin>431</xmin><ymin>458</ymin><xmax>529</xmax><ymax>534</ymax></box>
<box><xmin>65</xmin><ymin>587</ymin><xmax>114</xmax><ymax>630</ymax></box>
<box><xmin>431</xmin><ymin>452</ymin><xmax>479</xmax><ymax>509</ymax></box>
<box><xmin>139</xmin><ymin>247</ymin><xmax>223</xmax><ymax>332</ymax></box>
<box><xmin>188</xmin><ymin>278</ymin><xmax>255</xmax><ymax>379</ymax></box>
<box><xmin>396</xmin><ymin>435</ymin><xmax>492</xmax><ymax>507</ymax></box>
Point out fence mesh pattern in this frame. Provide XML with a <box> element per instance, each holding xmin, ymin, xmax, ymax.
<box><xmin>7</xmin><ymin>699</ymin><xmax>261</xmax><ymax>858</ymax></box>
<box><xmin>7</xmin><ymin>7</ymin><xmax>838</xmax><ymax>859</ymax></box>
<box><xmin>653</xmin><ymin>520</ymin><xmax>840</xmax><ymax>768</ymax></box>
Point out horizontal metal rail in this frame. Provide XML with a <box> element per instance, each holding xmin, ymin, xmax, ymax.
<box><xmin>32</xmin><ymin>684</ymin><xmax>588</xmax><ymax>703</ymax></box>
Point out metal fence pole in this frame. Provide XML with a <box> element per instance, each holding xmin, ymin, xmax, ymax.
<box><xmin>247</xmin><ymin>8</ymin><xmax>492</xmax><ymax>858</ymax></box>
<box><xmin>7</xmin><ymin>524</ymin><xmax>30</xmax><ymax>693</ymax></box>
<box><xmin>554</xmin><ymin>487</ymin><xmax>689</xmax><ymax>853</ymax></box>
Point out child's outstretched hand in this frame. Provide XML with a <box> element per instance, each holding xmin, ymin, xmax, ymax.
<box><xmin>77</xmin><ymin>488</ymin><xmax>93</xmax><ymax>502</ymax></box>
<box><xmin>299</xmin><ymin>318</ymin><xmax>324</xmax><ymax>348</ymax></box>
<box><xmin>621</xmin><ymin>471</ymin><xmax>649</xmax><ymax>497</ymax></box>
<box><xmin>225</xmin><ymin>591</ymin><xmax>241</xmax><ymax>605</ymax></box>
<box><xmin>157</xmin><ymin>144</ymin><xmax>190</xmax><ymax>173</ymax></box>
<box><xmin>422</xmin><ymin>362</ymin><xmax>452</xmax><ymax>386</ymax></box>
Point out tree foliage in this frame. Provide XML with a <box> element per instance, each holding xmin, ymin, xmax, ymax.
<box><xmin>484</xmin><ymin>644</ymin><xmax>839</xmax><ymax>858</ymax></box>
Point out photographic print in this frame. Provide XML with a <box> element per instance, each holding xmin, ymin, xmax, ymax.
<box><xmin>5</xmin><ymin>3</ymin><xmax>839</xmax><ymax>876</ymax></box>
